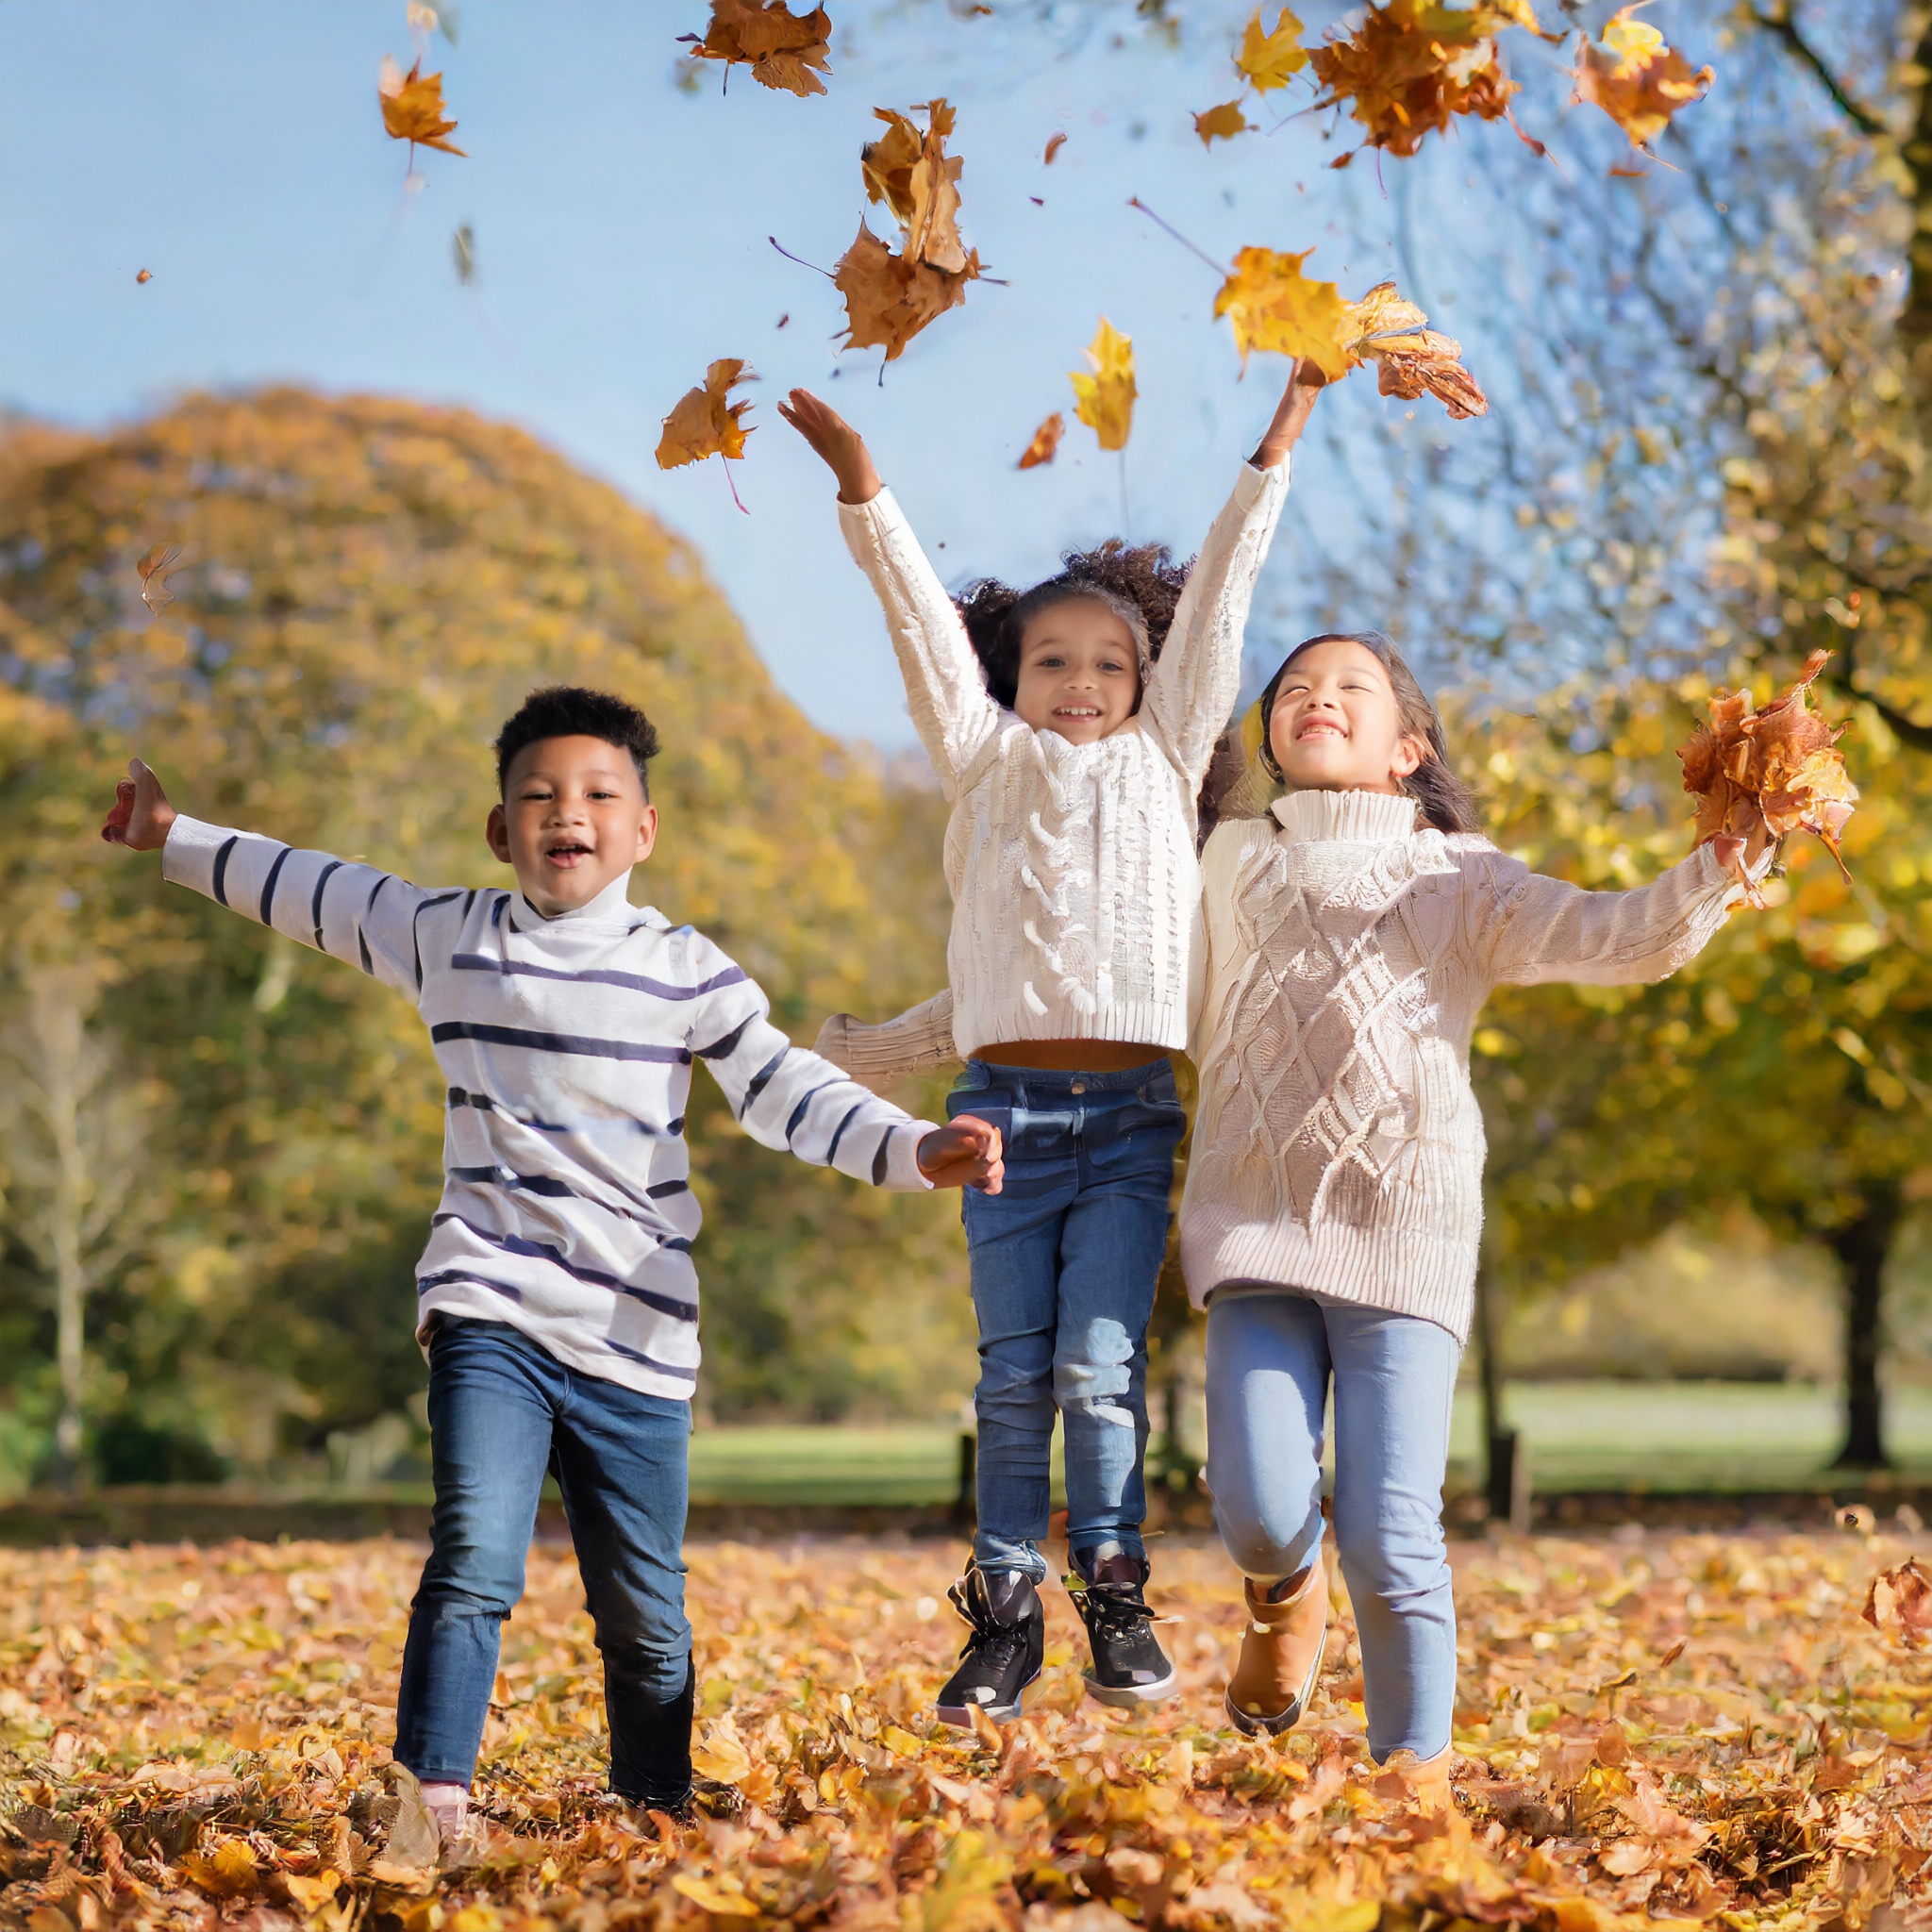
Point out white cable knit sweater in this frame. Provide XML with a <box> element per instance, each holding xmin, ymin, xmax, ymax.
<box><xmin>1180</xmin><ymin>789</ymin><xmax>1761</xmax><ymax>1341</ymax></box>
<box><xmin>839</xmin><ymin>462</ymin><xmax>1290</xmax><ymax>1058</ymax></box>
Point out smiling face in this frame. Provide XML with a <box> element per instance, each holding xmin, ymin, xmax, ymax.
<box><xmin>1010</xmin><ymin>596</ymin><xmax>1142</xmax><ymax>744</ymax></box>
<box><xmin>486</xmin><ymin>734</ymin><xmax>658</xmax><ymax>918</ymax></box>
<box><xmin>1266</xmin><ymin>638</ymin><xmax>1428</xmax><ymax>797</ymax></box>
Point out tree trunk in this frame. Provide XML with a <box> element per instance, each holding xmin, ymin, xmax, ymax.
<box><xmin>44</xmin><ymin>997</ymin><xmax>87</xmax><ymax>1491</ymax></box>
<box><xmin>1473</xmin><ymin>1256</ymin><xmax>1517</xmax><ymax>1521</ymax></box>
<box><xmin>1829</xmin><ymin>1178</ymin><xmax>1901</xmax><ymax>1471</ymax></box>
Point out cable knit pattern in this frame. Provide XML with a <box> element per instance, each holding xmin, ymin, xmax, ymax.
<box><xmin>840</xmin><ymin>462</ymin><xmax>1290</xmax><ymax>1057</ymax></box>
<box><xmin>1181</xmin><ymin>790</ymin><xmax>1763</xmax><ymax>1341</ymax></box>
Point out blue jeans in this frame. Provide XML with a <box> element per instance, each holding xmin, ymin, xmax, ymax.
<box><xmin>948</xmin><ymin>1057</ymin><xmax>1186</xmax><ymax>1582</ymax></box>
<box><xmin>1204</xmin><ymin>1288</ymin><xmax>1460</xmax><ymax>1761</ymax></box>
<box><xmin>394</xmin><ymin>1317</ymin><xmax>695</xmax><ymax>1806</ymax></box>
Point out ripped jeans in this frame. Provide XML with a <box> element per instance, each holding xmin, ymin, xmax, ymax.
<box><xmin>948</xmin><ymin>1058</ymin><xmax>1186</xmax><ymax>1582</ymax></box>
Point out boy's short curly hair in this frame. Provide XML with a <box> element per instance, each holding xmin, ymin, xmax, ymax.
<box><xmin>954</xmin><ymin>540</ymin><xmax>1192</xmax><ymax>711</ymax></box>
<box><xmin>493</xmin><ymin>686</ymin><xmax>662</xmax><ymax>797</ymax></box>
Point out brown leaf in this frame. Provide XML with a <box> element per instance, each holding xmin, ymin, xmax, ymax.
<box><xmin>136</xmin><ymin>544</ymin><xmax>182</xmax><ymax>613</ymax></box>
<box><xmin>1043</xmin><ymin>131</ymin><xmax>1067</xmax><ymax>164</ymax></box>
<box><xmin>378</xmin><ymin>56</ymin><xmax>466</xmax><ymax>158</ymax></box>
<box><xmin>135</xmin><ymin>268</ymin><xmax>152</xmax><ymax>284</ymax></box>
<box><xmin>1018</xmin><ymin>413</ymin><xmax>1064</xmax><ymax>470</ymax></box>
<box><xmin>861</xmin><ymin>99</ymin><xmax>968</xmax><ymax>274</ymax></box>
<box><xmin>656</xmin><ymin>358</ymin><xmax>756</xmax><ymax>470</ymax></box>
<box><xmin>1862</xmin><ymin>1557</ymin><xmax>1932</xmax><ymax>1645</ymax></box>
<box><xmin>834</xmin><ymin>223</ymin><xmax>978</xmax><ymax>363</ymax></box>
<box><xmin>1192</xmin><ymin>100</ymin><xmax>1254</xmax><ymax>146</ymax></box>
<box><xmin>1308</xmin><ymin>1</ymin><xmax>1525</xmax><ymax>159</ymax></box>
<box><xmin>683</xmin><ymin>1</ymin><xmax>832</xmax><ymax>96</ymax></box>
<box><xmin>1574</xmin><ymin>8</ymin><xmax>1711</xmax><ymax>151</ymax></box>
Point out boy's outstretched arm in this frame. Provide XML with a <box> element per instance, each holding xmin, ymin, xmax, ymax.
<box><xmin>101</xmin><ymin>757</ymin><xmax>451</xmax><ymax>996</ymax></box>
<box><xmin>779</xmin><ymin>387</ymin><xmax>998</xmax><ymax>793</ymax></box>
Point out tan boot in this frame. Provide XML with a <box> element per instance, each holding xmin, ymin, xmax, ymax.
<box><xmin>1375</xmin><ymin>1745</ymin><xmax>1454</xmax><ymax>1812</ymax></box>
<box><xmin>1223</xmin><ymin>1558</ymin><xmax>1328</xmax><ymax>1736</ymax></box>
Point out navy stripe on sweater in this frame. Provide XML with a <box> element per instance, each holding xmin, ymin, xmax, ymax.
<box><xmin>431</xmin><ymin>1021</ymin><xmax>690</xmax><ymax>1064</ymax></box>
<box><xmin>432</xmin><ymin>1213</ymin><xmax>698</xmax><ymax>1311</ymax></box>
<box><xmin>450</xmin><ymin>953</ymin><xmax>749</xmax><ymax>1001</ymax></box>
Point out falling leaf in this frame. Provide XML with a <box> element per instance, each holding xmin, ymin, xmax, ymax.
<box><xmin>1677</xmin><ymin>649</ymin><xmax>1858</xmax><ymax>891</ymax></box>
<box><xmin>1215</xmin><ymin>247</ymin><xmax>1352</xmax><ymax>379</ymax></box>
<box><xmin>1574</xmin><ymin>8</ymin><xmax>1712</xmax><ymax>150</ymax></box>
<box><xmin>452</xmin><ymin>222</ymin><xmax>475</xmax><ymax>284</ymax></box>
<box><xmin>680</xmin><ymin>1</ymin><xmax>832</xmax><ymax>96</ymax></box>
<box><xmin>656</xmin><ymin>358</ymin><xmax>755</xmax><ymax>472</ymax></box>
<box><xmin>835</xmin><ymin>100</ymin><xmax>983</xmax><ymax>360</ymax></box>
<box><xmin>136</xmin><ymin>268</ymin><xmax>152</xmax><ymax>284</ymax></box>
<box><xmin>137</xmin><ymin>544</ymin><xmax>182</xmax><ymax>613</ymax></box>
<box><xmin>1307</xmin><ymin>1</ymin><xmax>1528</xmax><ymax>159</ymax></box>
<box><xmin>1864</xmin><ymin>1558</ymin><xmax>1932</xmax><ymax>1646</ymax></box>
<box><xmin>378</xmin><ymin>56</ymin><xmax>466</xmax><ymax>159</ymax></box>
<box><xmin>1018</xmin><ymin>412</ymin><xmax>1064</xmax><ymax>469</ymax></box>
<box><xmin>1043</xmin><ymin>130</ymin><xmax>1067</xmax><ymax>164</ymax></box>
<box><xmin>1070</xmin><ymin>317</ymin><xmax>1136</xmax><ymax>452</ymax></box>
<box><xmin>1237</xmin><ymin>8</ymin><xmax>1308</xmax><ymax>92</ymax></box>
<box><xmin>1193</xmin><ymin>100</ymin><xmax>1254</xmax><ymax>145</ymax></box>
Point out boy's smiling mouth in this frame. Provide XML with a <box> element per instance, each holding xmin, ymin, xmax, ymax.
<box><xmin>544</xmin><ymin>838</ymin><xmax>593</xmax><ymax>867</ymax></box>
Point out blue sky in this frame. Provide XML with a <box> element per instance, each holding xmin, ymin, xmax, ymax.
<box><xmin>2</xmin><ymin>0</ymin><xmax>1636</xmax><ymax>751</ymax></box>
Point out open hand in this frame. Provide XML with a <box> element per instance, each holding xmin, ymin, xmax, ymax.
<box><xmin>777</xmin><ymin>388</ymin><xmax>881</xmax><ymax>505</ymax></box>
<box><xmin>101</xmin><ymin>758</ymin><xmax>176</xmax><ymax>851</ymax></box>
<box><xmin>916</xmin><ymin>1114</ymin><xmax>1004</xmax><ymax>1194</ymax></box>
<box><xmin>1251</xmin><ymin>356</ymin><xmax>1329</xmax><ymax>470</ymax></box>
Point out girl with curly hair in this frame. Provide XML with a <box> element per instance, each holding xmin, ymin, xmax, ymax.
<box><xmin>780</xmin><ymin>364</ymin><xmax>1324</xmax><ymax>1725</ymax></box>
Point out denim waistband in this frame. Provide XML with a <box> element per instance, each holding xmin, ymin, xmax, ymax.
<box><xmin>958</xmin><ymin>1055</ymin><xmax>1174</xmax><ymax>1101</ymax></box>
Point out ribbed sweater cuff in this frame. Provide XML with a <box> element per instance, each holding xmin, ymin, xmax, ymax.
<box><xmin>160</xmin><ymin>813</ymin><xmax>233</xmax><ymax>893</ymax></box>
<box><xmin>884</xmin><ymin>1121</ymin><xmax>943</xmax><ymax>1192</ymax></box>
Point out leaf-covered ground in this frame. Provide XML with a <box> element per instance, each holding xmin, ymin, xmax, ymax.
<box><xmin>0</xmin><ymin>1527</ymin><xmax>1925</xmax><ymax>1931</ymax></box>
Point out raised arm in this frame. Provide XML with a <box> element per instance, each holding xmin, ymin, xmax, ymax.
<box><xmin>103</xmin><ymin>758</ymin><xmax>453</xmax><ymax>997</ymax></box>
<box><xmin>1479</xmin><ymin>833</ymin><xmax>1772</xmax><ymax>990</ymax></box>
<box><xmin>780</xmin><ymin>389</ymin><xmax>998</xmax><ymax>793</ymax></box>
<box><xmin>1140</xmin><ymin>360</ymin><xmax>1324</xmax><ymax>784</ymax></box>
<box><xmin>691</xmin><ymin>956</ymin><xmax>998</xmax><ymax>1191</ymax></box>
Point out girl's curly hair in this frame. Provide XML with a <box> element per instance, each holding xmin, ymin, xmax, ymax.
<box><xmin>954</xmin><ymin>540</ymin><xmax>1192</xmax><ymax>711</ymax></box>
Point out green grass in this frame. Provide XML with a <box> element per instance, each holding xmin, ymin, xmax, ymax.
<box><xmin>682</xmin><ymin>1382</ymin><xmax>1932</xmax><ymax>1506</ymax></box>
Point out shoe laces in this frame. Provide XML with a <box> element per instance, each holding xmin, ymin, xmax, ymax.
<box><xmin>1067</xmin><ymin>1575</ymin><xmax>1158</xmax><ymax>1646</ymax></box>
<box><xmin>948</xmin><ymin>1575</ymin><xmax>1033</xmax><ymax>1669</ymax></box>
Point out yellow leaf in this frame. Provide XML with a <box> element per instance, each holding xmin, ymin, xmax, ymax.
<box><xmin>656</xmin><ymin>359</ymin><xmax>755</xmax><ymax>471</ymax></box>
<box><xmin>1213</xmin><ymin>246</ymin><xmax>1351</xmax><ymax>379</ymax></box>
<box><xmin>1573</xmin><ymin>8</ymin><xmax>1712</xmax><ymax>150</ymax></box>
<box><xmin>1192</xmin><ymin>99</ymin><xmax>1253</xmax><ymax>146</ymax></box>
<box><xmin>672</xmin><ymin>1874</ymin><xmax>760</xmax><ymax>1917</ymax></box>
<box><xmin>690</xmin><ymin>1716</ymin><xmax>754</xmax><ymax>1783</ymax></box>
<box><xmin>1069</xmin><ymin>317</ymin><xmax>1136</xmax><ymax>452</ymax></box>
<box><xmin>377</xmin><ymin>56</ymin><xmax>466</xmax><ymax>158</ymax></box>
<box><xmin>180</xmin><ymin>1836</ymin><xmax>259</xmax><ymax>1899</ymax></box>
<box><xmin>1237</xmin><ymin>8</ymin><xmax>1307</xmax><ymax>91</ymax></box>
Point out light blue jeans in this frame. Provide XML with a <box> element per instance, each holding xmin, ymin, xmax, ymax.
<box><xmin>1204</xmin><ymin>1286</ymin><xmax>1460</xmax><ymax>1760</ymax></box>
<box><xmin>948</xmin><ymin>1058</ymin><xmax>1186</xmax><ymax>1582</ymax></box>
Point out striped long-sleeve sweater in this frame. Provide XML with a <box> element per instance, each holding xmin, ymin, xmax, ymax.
<box><xmin>163</xmin><ymin>816</ymin><xmax>941</xmax><ymax>1401</ymax></box>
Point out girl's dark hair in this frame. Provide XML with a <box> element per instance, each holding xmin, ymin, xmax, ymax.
<box><xmin>1254</xmin><ymin>630</ymin><xmax>1479</xmax><ymax>835</ymax></box>
<box><xmin>954</xmin><ymin>541</ymin><xmax>1192</xmax><ymax>710</ymax></box>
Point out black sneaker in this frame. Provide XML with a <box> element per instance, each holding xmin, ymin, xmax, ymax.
<box><xmin>1066</xmin><ymin>1557</ymin><xmax>1178</xmax><ymax>1708</ymax></box>
<box><xmin>935</xmin><ymin>1567</ymin><xmax>1044</xmax><ymax>1726</ymax></box>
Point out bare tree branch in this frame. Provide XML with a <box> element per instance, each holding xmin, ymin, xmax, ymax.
<box><xmin>1745</xmin><ymin>5</ymin><xmax>1890</xmax><ymax>141</ymax></box>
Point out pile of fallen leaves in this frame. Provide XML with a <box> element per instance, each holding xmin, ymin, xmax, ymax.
<box><xmin>2</xmin><ymin>1527</ymin><xmax>1927</xmax><ymax>1930</ymax></box>
<box><xmin>1678</xmin><ymin>649</ymin><xmax>1860</xmax><ymax>897</ymax></box>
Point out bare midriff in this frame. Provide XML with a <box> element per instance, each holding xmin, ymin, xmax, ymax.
<box><xmin>967</xmin><ymin>1039</ymin><xmax>1170</xmax><ymax>1073</ymax></box>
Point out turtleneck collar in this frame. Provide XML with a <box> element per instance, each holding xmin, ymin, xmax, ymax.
<box><xmin>512</xmin><ymin>868</ymin><xmax>637</xmax><ymax>932</ymax></box>
<box><xmin>1270</xmin><ymin>789</ymin><xmax>1420</xmax><ymax>844</ymax></box>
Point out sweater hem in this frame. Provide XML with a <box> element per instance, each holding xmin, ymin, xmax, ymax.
<box><xmin>952</xmin><ymin>996</ymin><xmax>1189</xmax><ymax>1058</ymax></box>
<box><xmin>417</xmin><ymin>1287</ymin><xmax>700</xmax><ymax>1402</ymax></box>
<box><xmin>1180</xmin><ymin>1214</ymin><xmax>1474</xmax><ymax>1343</ymax></box>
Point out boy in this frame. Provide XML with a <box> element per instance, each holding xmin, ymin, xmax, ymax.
<box><xmin>102</xmin><ymin>684</ymin><xmax>1002</xmax><ymax>1835</ymax></box>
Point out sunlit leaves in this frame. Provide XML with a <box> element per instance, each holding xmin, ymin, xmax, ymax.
<box><xmin>1069</xmin><ymin>317</ymin><xmax>1135</xmax><ymax>452</ymax></box>
<box><xmin>679</xmin><ymin>1</ymin><xmax>832</xmax><ymax>97</ymax></box>
<box><xmin>1214</xmin><ymin>255</ymin><xmax>1487</xmax><ymax>417</ymax></box>
<box><xmin>1237</xmin><ymin>8</ymin><xmax>1309</xmax><ymax>92</ymax></box>
<box><xmin>836</xmin><ymin>99</ymin><xmax>983</xmax><ymax>362</ymax></box>
<box><xmin>1677</xmin><ymin>649</ymin><xmax>1858</xmax><ymax>886</ymax></box>
<box><xmin>657</xmin><ymin>359</ymin><xmax>756</xmax><ymax>508</ymax></box>
<box><xmin>1017</xmin><ymin>413</ymin><xmax>1063</xmax><ymax>470</ymax></box>
<box><xmin>377</xmin><ymin>56</ymin><xmax>466</xmax><ymax>163</ymax></box>
<box><xmin>1574</xmin><ymin>8</ymin><xmax>1712</xmax><ymax>151</ymax></box>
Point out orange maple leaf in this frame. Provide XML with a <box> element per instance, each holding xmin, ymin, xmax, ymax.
<box><xmin>681</xmin><ymin>0</ymin><xmax>832</xmax><ymax>96</ymax></box>
<box><xmin>1193</xmin><ymin>101</ymin><xmax>1254</xmax><ymax>146</ymax></box>
<box><xmin>1677</xmin><ymin>650</ymin><xmax>1857</xmax><ymax>891</ymax></box>
<box><xmin>1308</xmin><ymin>1</ymin><xmax>1525</xmax><ymax>159</ymax></box>
<box><xmin>1018</xmin><ymin>413</ymin><xmax>1064</xmax><ymax>470</ymax></box>
<box><xmin>657</xmin><ymin>361</ymin><xmax>755</xmax><ymax>508</ymax></box>
<box><xmin>1574</xmin><ymin>8</ymin><xmax>1711</xmax><ymax>150</ymax></box>
<box><xmin>378</xmin><ymin>56</ymin><xmax>466</xmax><ymax>159</ymax></box>
<box><xmin>837</xmin><ymin>99</ymin><xmax>983</xmax><ymax>360</ymax></box>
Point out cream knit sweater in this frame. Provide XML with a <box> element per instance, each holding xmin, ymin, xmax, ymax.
<box><xmin>839</xmin><ymin>462</ymin><xmax>1290</xmax><ymax>1058</ymax></box>
<box><xmin>1181</xmin><ymin>789</ymin><xmax>1761</xmax><ymax>1341</ymax></box>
